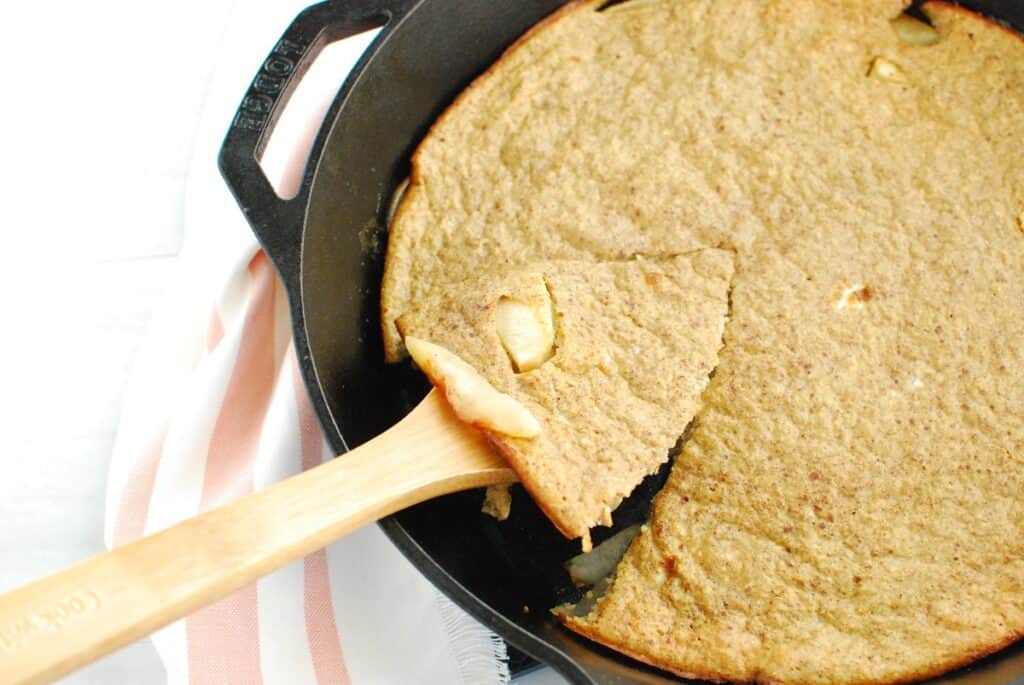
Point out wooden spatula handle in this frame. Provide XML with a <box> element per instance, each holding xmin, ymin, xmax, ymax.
<box><xmin>0</xmin><ymin>390</ymin><xmax>514</xmax><ymax>685</ymax></box>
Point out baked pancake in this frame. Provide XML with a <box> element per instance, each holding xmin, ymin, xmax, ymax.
<box><xmin>382</xmin><ymin>0</ymin><xmax>1024</xmax><ymax>681</ymax></box>
<box><xmin>397</xmin><ymin>254</ymin><xmax>732</xmax><ymax>543</ymax></box>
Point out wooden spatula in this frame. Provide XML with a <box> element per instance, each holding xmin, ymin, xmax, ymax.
<box><xmin>0</xmin><ymin>389</ymin><xmax>515</xmax><ymax>685</ymax></box>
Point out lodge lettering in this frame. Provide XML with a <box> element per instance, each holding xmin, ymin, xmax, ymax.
<box><xmin>233</xmin><ymin>37</ymin><xmax>306</xmax><ymax>131</ymax></box>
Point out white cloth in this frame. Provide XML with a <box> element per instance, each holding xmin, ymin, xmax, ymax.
<box><xmin>103</xmin><ymin>3</ymin><xmax>510</xmax><ymax>683</ymax></box>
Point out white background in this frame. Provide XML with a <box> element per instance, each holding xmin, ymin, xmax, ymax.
<box><xmin>0</xmin><ymin>1</ymin><xmax>564</xmax><ymax>682</ymax></box>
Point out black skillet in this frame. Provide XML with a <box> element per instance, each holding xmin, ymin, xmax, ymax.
<box><xmin>219</xmin><ymin>1</ymin><xmax>1024</xmax><ymax>682</ymax></box>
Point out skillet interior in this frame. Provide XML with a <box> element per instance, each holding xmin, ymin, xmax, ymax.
<box><xmin>297</xmin><ymin>0</ymin><xmax>1024</xmax><ymax>682</ymax></box>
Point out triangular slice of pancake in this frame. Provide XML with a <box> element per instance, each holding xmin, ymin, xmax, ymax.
<box><xmin>396</xmin><ymin>250</ymin><xmax>733</xmax><ymax>544</ymax></box>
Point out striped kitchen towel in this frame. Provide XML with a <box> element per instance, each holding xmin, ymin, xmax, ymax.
<box><xmin>103</xmin><ymin>4</ymin><xmax>511</xmax><ymax>683</ymax></box>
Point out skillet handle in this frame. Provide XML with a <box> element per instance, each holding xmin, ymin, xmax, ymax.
<box><xmin>218</xmin><ymin>0</ymin><xmax>414</xmax><ymax>290</ymax></box>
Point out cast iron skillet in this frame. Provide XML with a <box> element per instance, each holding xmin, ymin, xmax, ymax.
<box><xmin>220</xmin><ymin>1</ymin><xmax>1024</xmax><ymax>682</ymax></box>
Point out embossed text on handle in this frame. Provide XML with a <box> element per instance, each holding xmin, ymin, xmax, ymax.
<box><xmin>0</xmin><ymin>591</ymin><xmax>102</xmax><ymax>653</ymax></box>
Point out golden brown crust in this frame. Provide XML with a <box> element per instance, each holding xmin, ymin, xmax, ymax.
<box><xmin>923</xmin><ymin>0</ymin><xmax>1024</xmax><ymax>45</ymax></box>
<box><xmin>380</xmin><ymin>0</ymin><xmax>602</xmax><ymax>362</ymax></box>
<box><xmin>560</xmin><ymin>608</ymin><xmax>1024</xmax><ymax>685</ymax></box>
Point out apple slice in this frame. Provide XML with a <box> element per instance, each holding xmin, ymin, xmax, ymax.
<box><xmin>565</xmin><ymin>524</ymin><xmax>641</xmax><ymax>587</ymax></box>
<box><xmin>868</xmin><ymin>57</ymin><xmax>908</xmax><ymax>84</ymax></box>
<box><xmin>495</xmin><ymin>285</ymin><xmax>555</xmax><ymax>373</ymax></box>
<box><xmin>405</xmin><ymin>336</ymin><xmax>541</xmax><ymax>438</ymax></box>
<box><xmin>891</xmin><ymin>13</ymin><xmax>940</xmax><ymax>46</ymax></box>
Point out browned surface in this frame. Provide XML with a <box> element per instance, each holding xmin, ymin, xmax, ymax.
<box><xmin>383</xmin><ymin>0</ymin><xmax>1024</xmax><ymax>681</ymax></box>
<box><xmin>397</xmin><ymin>255</ymin><xmax>732</xmax><ymax>540</ymax></box>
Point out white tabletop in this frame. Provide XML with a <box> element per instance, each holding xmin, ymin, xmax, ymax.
<box><xmin>0</xmin><ymin>1</ymin><xmax>565</xmax><ymax>682</ymax></box>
